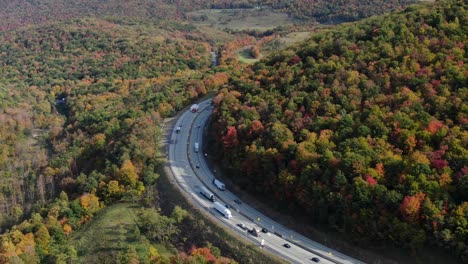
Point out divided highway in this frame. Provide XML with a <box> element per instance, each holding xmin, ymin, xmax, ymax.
<box><xmin>167</xmin><ymin>98</ymin><xmax>364</xmax><ymax>264</ymax></box>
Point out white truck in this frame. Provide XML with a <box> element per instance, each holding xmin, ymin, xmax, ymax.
<box><xmin>200</xmin><ymin>186</ymin><xmax>215</xmax><ymax>202</ymax></box>
<box><xmin>212</xmin><ymin>179</ymin><xmax>225</xmax><ymax>191</ymax></box>
<box><xmin>214</xmin><ymin>201</ymin><xmax>232</xmax><ymax>219</ymax></box>
<box><xmin>194</xmin><ymin>142</ymin><xmax>199</xmax><ymax>153</ymax></box>
<box><xmin>190</xmin><ymin>104</ymin><xmax>199</xmax><ymax>113</ymax></box>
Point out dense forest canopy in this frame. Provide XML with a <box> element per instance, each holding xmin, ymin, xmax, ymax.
<box><xmin>0</xmin><ymin>17</ymin><xmax>240</xmax><ymax>262</ymax></box>
<box><xmin>175</xmin><ymin>0</ymin><xmax>418</xmax><ymax>23</ymax></box>
<box><xmin>0</xmin><ymin>0</ymin><xmax>419</xmax><ymax>31</ymax></box>
<box><xmin>0</xmin><ymin>0</ymin><xmax>465</xmax><ymax>262</ymax></box>
<box><xmin>0</xmin><ymin>17</ymin><xmax>211</xmax><ymax>225</ymax></box>
<box><xmin>0</xmin><ymin>0</ymin><xmax>180</xmax><ymax>31</ymax></box>
<box><xmin>210</xmin><ymin>0</ymin><xmax>467</xmax><ymax>261</ymax></box>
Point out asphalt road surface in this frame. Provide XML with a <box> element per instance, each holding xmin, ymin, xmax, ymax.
<box><xmin>167</xmin><ymin>98</ymin><xmax>365</xmax><ymax>264</ymax></box>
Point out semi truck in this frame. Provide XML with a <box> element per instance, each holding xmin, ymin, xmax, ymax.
<box><xmin>214</xmin><ymin>201</ymin><xmax>232</xmax><ymax>219</ymax></box>
<box><xmin>194</xmin><ymin>142</ymin><xmax>199</xmax><ymax>152</ymax></box>
<box><xmin>212</xmin><ymin>179</ymin><xmax>225</xmax><ymax>191</ymax></box>
<box><xmin>200</xmin><ymin>186</ymin><xmax>215</xmax><ymax>202</ymax></box>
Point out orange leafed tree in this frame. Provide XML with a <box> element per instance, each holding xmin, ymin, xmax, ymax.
<box><xmin>400</xmin><ymin>192</ymin><xmax>426</xmax><ymax>222</ymax></box>
<box><xmin>248</xmin><ymin>119</ymin><xmax>264</xmax><ymax>137</ymax></box>
<box><xmin>222</xmin><ymin>126</ymin><xmax>239</xmax><ymax>149</ymax></box>
<box><xmin>189</xmin><ymin>246</ymin><xmax>217</xmax><ymax>263</ymax></box>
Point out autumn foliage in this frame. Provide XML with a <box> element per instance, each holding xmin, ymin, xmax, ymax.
<box><xmin>222</xmin><ymin>126</ymin><xmax>239</xmax><ymax>149</ymax></box>
<box><xmin>210</xmin><ymin>1</ymin><xmax>467</xmax><ymax>260</ymax></box>
<box><xmin>400</xmin><ymin>192</ymin><xmax>426</xmax><ymax>222</ymax></box>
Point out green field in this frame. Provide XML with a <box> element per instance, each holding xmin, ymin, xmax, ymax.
<box><xmin>71</xmin><ymin>203</ymin><xmax>174</xmax><ymax>263</ymax></box>
<box><xmin>187</xmin><ymin>8</ymin><xmax>296</xmax><ymax>31</ymax></box>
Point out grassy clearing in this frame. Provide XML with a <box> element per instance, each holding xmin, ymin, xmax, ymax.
<box><xmin>262</xmin><ymin>31</ymin><xmax>313</xmax><ymax>52</ymax></box>
<box><xmin>187</xmin><ymin>8</ymin><xmax>295</xmax><ymax>31</ymax></box>
<box><xmin>70</xmin><ymin>202</ymin><xmax>173</xmax><ymax>263</ymax></box>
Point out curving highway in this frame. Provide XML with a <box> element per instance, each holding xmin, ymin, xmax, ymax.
<box><xmin>167</xmin><ymin>98</ymin><xmax>365</xmax><ymax>264</ymax></box>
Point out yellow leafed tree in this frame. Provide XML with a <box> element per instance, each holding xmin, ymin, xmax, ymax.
<box><xmin>118</xmin><ymin>160</ymin><xmax>139</xmax><ymax>187</ymax></box>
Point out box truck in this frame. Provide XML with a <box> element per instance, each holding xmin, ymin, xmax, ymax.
<box><xmin>200</xmin><ymin>186</ymin><xmax>215</xmax><ymax>202</ymax></box>
<box><xmin>194</xmin><ymin>142</ymin><xmax>199</xmax><ymax>152</ymax></box>
<box><xmin>212</xmin><ymin>179</ymin><xmax>225</xmax><ymax>191</ymax></box>
<box><xmin>214</xmin><ymin>201</ymin><xmax>232</xmax><ymax>219</ymax></box>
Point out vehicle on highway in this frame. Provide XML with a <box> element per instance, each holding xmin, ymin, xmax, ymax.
<box><xmin>248</xmin><ymin>228</ymin><xmax>260</xmax><ymax>237</ymax></box>
<box><xmin>175</xmin><ymin>126</ymin><xmax>181</xmax><ymax>133</ymax></box>
<box><xmin>237</xmin><ymin>223</ymin><xmax>248</xmax><ymax>230</ymax></box>
<box><xmin>194</xmin><ymin>142</ymin><xmax>199</xmax><ymax>152</ymax></box>
<box><xmin>234</xmin><ymin>199</ymin><xmax>242</xmax><ymax>204</ymax></box>
<box><xmin>213</xmin><ymin>178</ymin><xmax>225</xmax><ymax>191</ymax></box>
<box><xmin>261</xmin><ymin>228</ymin><xmax>268</xmax><ymax>233</ymax></box>
<box><xmin>190</xmin><ymin>104</ymin><xmax>199</xmax><ymax>112</ymax></box>
<box><xmin>214</xmin><ymin>201</ymin><xmax>232</xmax><ymax>219</ymax></box>
<box><xmin>283</xmin><ymin>243</ymin><xmax>291</xmax><ymax>248</ymax></box>
<box><xmin>311</xmin><ymin>257</ymin><xmax>320</xmax><ymax>262</ymax></box>
<box><xmin>200</xmin><ymin>186</ymin><xmax>215</xmax><ymax>202</ymax></box>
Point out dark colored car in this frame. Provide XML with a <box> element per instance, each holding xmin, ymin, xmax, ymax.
<box><xmin>234</xmin><ymin>199</ymin><xmax>242</xmax><ymax>204</ymax></box>
<box><xmin>261</xmin><ymin>228</ymin><xmax>268</xmax><ymax>233</ymax></box>
<box><xmin>283</xmin><ymin>243</ymin><xmax>291</xmax><ymax>248</ymax></box>
<box><xmin>311</xmin><ymin>257</ymin><xmax>320</xmax><ymax>262</ymax></box>
<box><xmin>248</xmin><ymin>228</ymin><xmax>259</xmax><ymax>237</ymax></box>
<box><xmin>237</xmin><ymin>223</ymin><xmax>248</xmax><ymax>230</ymax></box>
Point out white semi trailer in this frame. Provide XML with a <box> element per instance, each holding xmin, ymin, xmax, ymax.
<box><xmin>212</xmin><ymin>179</ymin><xmax>225</xmax><ymax>191</ymax></box>
<box><xmin>200</xmin><ymin>186</ymin><xmax>215</xmax><ymax>202</ymax></box>
<box><xmin>214</xmin><ymin>201</ymin><xmax>232</xmax><ymax>219</ymax></box>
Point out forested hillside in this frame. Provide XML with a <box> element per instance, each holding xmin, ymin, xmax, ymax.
<box><xmin>0</xmin><ymin>0</ymin><xmax>464</xmax><ymax>262</ymax></box>
<box><xmin>0</xmin><ymin>17</ymin><xmax>211</xmax><ymax>227</ymax></box>
<box><xmin>0</xmin><ymin>0</ymin><xmax>181</xmax><ymax>31</ymax></box>
<box><xmin>177</xmin><ymin>0</ymin><xmax>417</xmax><ymax>23</ymax></box>
<box><xmin>0</xmin><ymin>0</ymin><xmax>418</xmax><ymax>31</ymax></box>
<box><xmin>211</xmin><ymin>0</ymin><xmax>467</xmax><ymax>261</ymax></box>
<box><xmin>0</xmin><ymin>17</ymin><xmax>240</xmax><ymax>262</ymax></box>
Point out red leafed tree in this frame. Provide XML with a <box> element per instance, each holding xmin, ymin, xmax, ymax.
<box><xmin>189</xmin><ymin>246</ymin><xmax>217</xmax><ymax>263</ymax></box>
<box><xmin>426</xmin><ymin>120</ymin><xmax>444</xmax><ymax>134</ymax></box>
<box><xmin>400</xmin><ymin>192</ymin><xmax>426</xmax><ymax>222</ymax></box>
<box><xmin>431</xmin><ymin>159</ymin><xmax>448</xmax><ymax>170</ymax></box>
<box><xmin>429</xmin><ymin>147</ymin><xmax>448</xmax><ymax>170</ymax></box>
<box><xmin>222</xmin><ymin>126</ymin><xmax>239</xmax><ymax>148</ymax></box>
<box><xmin>365</xmin><ymin>175</ymin><xmax>378</xmax><ymax>186</ymax></box>
<box><xmin>289</xmin><ymin>54</ymin><xmax>301</xmax><ymax>65</ymax></box>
